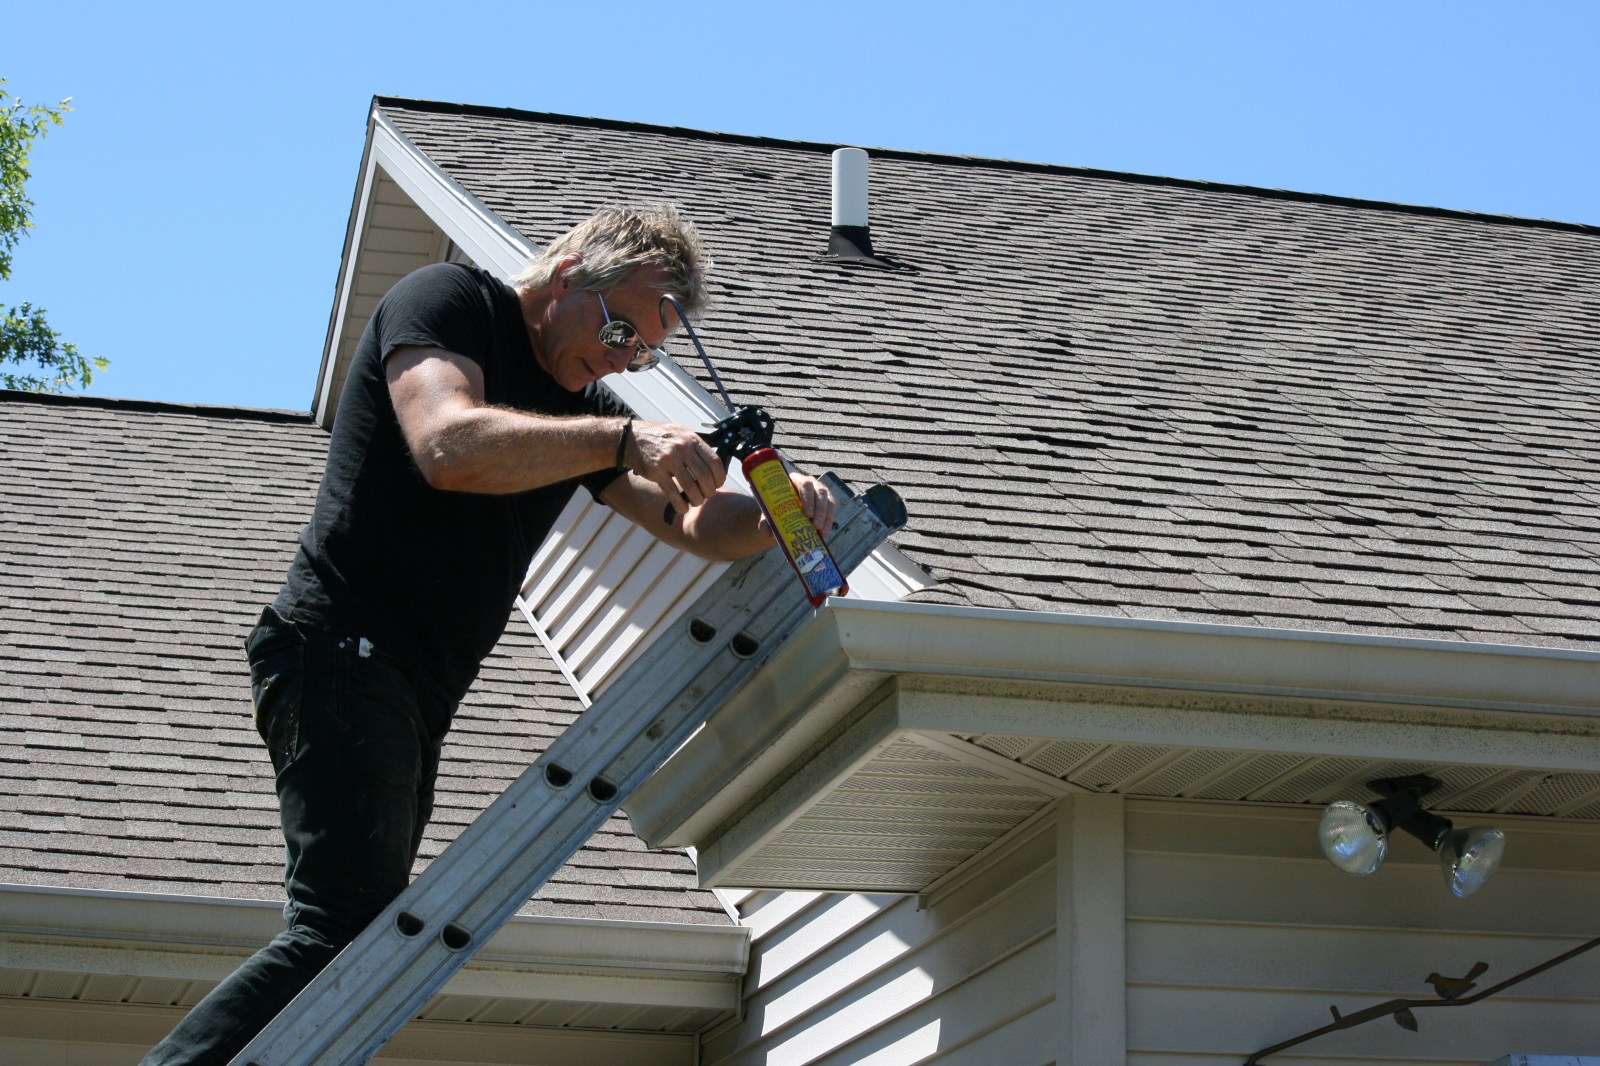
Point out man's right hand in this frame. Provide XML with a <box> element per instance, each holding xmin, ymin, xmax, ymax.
<box><xmin>622</xmin><ymin>420</ymin><xmax>727</xmax><ymax>514</ymax></box>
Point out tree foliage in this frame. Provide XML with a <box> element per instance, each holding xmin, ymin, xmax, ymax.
<box><xmin>1</xmin><ymin>79</ymin><xmax>105</xmax><ymax>392</ymax></box>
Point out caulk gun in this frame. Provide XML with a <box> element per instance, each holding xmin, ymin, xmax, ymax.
<box><xmin>658</xmin><ymin>294</ymin><xmax>848</xmax><ymax>608</ymax></box>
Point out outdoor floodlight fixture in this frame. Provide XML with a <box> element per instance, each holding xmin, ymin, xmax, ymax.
<box><xmin>1318</xmin><ymin>776</ymin><xmax>1505</xmax><ymax>898</ymax></box>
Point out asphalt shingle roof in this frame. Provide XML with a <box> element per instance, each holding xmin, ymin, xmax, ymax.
<box><xmin>382</xmin><ymin>99</ymin><xmax>1600</xmax><ymax>650</ymax></box>
<box><xmin>0</xmin><ymin>392</ymin><xmax>727</xmax><ymax>925</ymax></box>
<box><xmin>5</xmin><ymin>100</ymin><xmax>1597</xmax><ymax>918</ymax></box>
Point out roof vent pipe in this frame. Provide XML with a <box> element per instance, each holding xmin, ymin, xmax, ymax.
<box><xmin>832</xmin><ymin>147</ymin><xmax>870</xmax><ymax>230</ymax></box>
<box><xmin>825</xmin><ymin>148</ymin><xmax>906</xmax><ymax>270</ymax></box>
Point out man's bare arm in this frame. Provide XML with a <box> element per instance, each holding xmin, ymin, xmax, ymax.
<box><xmin>600</xmin><ymin>467</ymin><xmax>838</xmax><ymax>562</ymax></box>
<box><xmin>385</xmin><ymin>346</ymin><xmax>721</xmax><ymax>499</ymax></box>
<box><xmin>386</xmin><ymin>344</ymin><xmax>836</xmax><ymax>557</ymax></box>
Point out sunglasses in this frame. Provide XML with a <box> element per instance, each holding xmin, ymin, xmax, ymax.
<box><xmin>596</xmin><ymin>291</ymin><xmax>667</xmax><ymax>372</ymax></box>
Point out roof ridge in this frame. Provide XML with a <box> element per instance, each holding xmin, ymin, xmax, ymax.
<box><xmin>372</xmin><ymin>96</ymin><xmax>1600</xmax><ymax>237</ymax></box>
<box><xmin>0</xmin><ymin>388</ymin><xmax>314</xmax><ymax>424</ymax></box>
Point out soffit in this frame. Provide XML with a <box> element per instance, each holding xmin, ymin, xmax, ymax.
<box><xmin>688</xmin><ymin>712</ymin><xmax>1600</xmax><ymax>896</ymax></box>
<box><xmin>630</xmin><ymin>600</ymin><xmax>1600</xmax><ymax>894</ymax></box>
<box><xmin>697</xmin><ymin>736</ymin><xmax>1600</xmax><ymax>896</ymax></box>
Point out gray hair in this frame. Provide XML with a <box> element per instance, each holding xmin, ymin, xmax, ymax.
<box><xmin>512</xmin><ymin>203</ymin><xmax>712</xmax><ymax>315</ymax></box>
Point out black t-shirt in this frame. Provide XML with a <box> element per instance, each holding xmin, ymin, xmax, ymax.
<box><xmin>274</xmin><ymin>263</ymin><xmax>627</xmax><ymax>701</ymax></box>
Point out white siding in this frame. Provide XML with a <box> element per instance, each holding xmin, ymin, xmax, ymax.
<box><xmin>704</xmin><ymin>813</ymin><xmax>1059</xmax><ymax>1066</ymax></box>
<box><xmin>706</xmin><ymin>797</ymin><xmax>1600</xmax><ymax>1066</ymax></box>
<box><xmin>1125</xmin><ymin>800</ymin><xmax>1600</xmax><ymax>1065</ymax></box>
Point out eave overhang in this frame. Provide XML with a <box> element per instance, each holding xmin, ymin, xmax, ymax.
<box><xmin>626</xmin><ymin>599</ymin><xmax>1600</xmax><ymax>894</ymax></box>
<box><xmin>0</xmin><ymin>884</ymin><xmax>747</xmax><ymax>1037</ymax></box>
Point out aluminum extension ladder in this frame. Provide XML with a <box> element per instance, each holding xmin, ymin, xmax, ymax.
<box><xmin>231</xmin><ymin>478</ymin><xmax>905</xmax><ymax>1065</ymax></box>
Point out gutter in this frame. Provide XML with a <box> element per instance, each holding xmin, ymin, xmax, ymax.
<box><xmin>814</xmin><ymin>598</ymin><xmax>1600</xmax><ymax>715</ymax></box>
<box><xmin>627</xmin><ymin>599</ymin><xmax>1600</xmax><ymax>849</ymax></box>
<box><xmin>0</xmin><ymin>883</ymin><xmax>747</xmax><ymax>1010</ymax></box>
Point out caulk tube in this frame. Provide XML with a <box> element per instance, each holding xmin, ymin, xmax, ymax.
<box><xmin>742</xmin><ymin>447</ymin><xmax>847</xmax><ymax>607</ymax></box>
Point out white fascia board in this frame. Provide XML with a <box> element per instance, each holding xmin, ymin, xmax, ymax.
<box><xmin>0</xmin><ymin>883</ymin><xmax>747</xmax><ymax>1006</ymax></box>
<box><xmin>629</xmin><ymin>599</ymin><xmax>1600</xmax><ymax>847</ymax></box>
<box><xmin>367</xmin><ymin>110</ymin><xmax>534</xmax><ymax>277</ymax></box>
<box><xmin>313</xmin><ymin>115</ymin><xmax>379</xmax><ymax>426</ymax></box>
<box><xmin>314</xmin><ymin>109</ymin><xmax>535</xmax><ymax>426</ymax></box>
<box><xmin>817</xmin><ymin>599</ymin><xmax>1600</xmax><ymax>718</ymax></box>
<box><xmin>627</xmin><ymin>606</ymin><xmax>889</xmax><ymax>848</ymax></box>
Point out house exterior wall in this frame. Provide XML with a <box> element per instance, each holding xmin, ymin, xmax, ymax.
<box><xmin>1126</xmin><ymin>800</ymin><xmax>1600</xmax><ymax>1065</ymax></box>
<box><xmin>705</xmin><ymin>797</ymin><xmax>1600</xmax><ymax>1066</ymax></box>
<box><xmin>703</xmin><ymin>811</ymin><xmax>1059</xmax><ymax>1066</ymax></box>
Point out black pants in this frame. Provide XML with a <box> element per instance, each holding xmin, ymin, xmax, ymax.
<box><xmin>140</xmin><ymin>608</ymin><xmax>454</xmax><ymax>1065</ymax></box>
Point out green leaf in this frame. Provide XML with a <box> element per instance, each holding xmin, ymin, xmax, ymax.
<box><xmin>0</xmin><ymin>80</ymin><xmax>105</xmax><ymax>392</ymax></box>
<box><xmin>2</xmin><ymin>302</ymin><xmax>103</xmax><ymax>393</ymax></box>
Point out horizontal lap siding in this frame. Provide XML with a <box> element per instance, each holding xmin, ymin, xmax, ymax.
<box><xmin>1124</xmin><ymin>800</ymin><xmax>1600</xmax><ymax>1065</ymax></box>
<box><xmin>704</xmin><ymin>799</ymin><xmax>1598</xmax><ymax>1066</ymax></box>
<box><xmin>706</xmin><ymin>816</ymin><xmax>1059</xmax><ymax>1066</ymax></box>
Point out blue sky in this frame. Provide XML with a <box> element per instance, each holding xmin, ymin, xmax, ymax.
<box><xmin>5</xmin><ymin>1</ymin><xmax>1597</xmax><ymax>411</ymax></box>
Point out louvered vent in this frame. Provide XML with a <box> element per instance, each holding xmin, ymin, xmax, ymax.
<box><xmin>518</xmin><ymin>492</ymin><xmax>727</xmax><ymax>702</ymax></box>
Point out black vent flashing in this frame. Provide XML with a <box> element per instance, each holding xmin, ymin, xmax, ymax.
<box><xmin>824</xmin><ymin>225</ymin><xmax>914</xmax><ymax>271</ymax></box>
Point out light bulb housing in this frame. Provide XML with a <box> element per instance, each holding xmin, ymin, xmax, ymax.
<box><xmin>1439</xmin><ymin>825</ymin><xmax>1506</xmax><ymax>898</ymax></box>
<box><xmin>1318</xmin><ymin>799</ymin><xmax>1389</xmax><ymax>876</ymax></box>
<box><xmin>1317</xmin><ymin>776</ymin><xmax>1504</xmax><ymax>898</ymax></box>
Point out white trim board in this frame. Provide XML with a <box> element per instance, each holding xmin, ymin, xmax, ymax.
<box><xmin>0</xmin><ymin>883</ymin><xmax>747</xmax><ymax>1010</ymax></box>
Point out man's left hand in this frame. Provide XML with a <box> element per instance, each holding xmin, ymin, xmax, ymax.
<box><xmin>764</xmin><ymin>472</ymin><xmax>837</xmax><ymax>539</ymax></box>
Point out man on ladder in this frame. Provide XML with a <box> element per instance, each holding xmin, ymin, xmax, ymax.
<box><xmin>141</xmin><ymin>203</ymin><xmax>837</xmax><ymax>1065</ymax></box>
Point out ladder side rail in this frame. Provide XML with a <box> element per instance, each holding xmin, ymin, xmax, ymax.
<box><xmin>232</xmin><ymin>480</ymin><xmax>898</xmax><ymax>1065</ymax></box>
